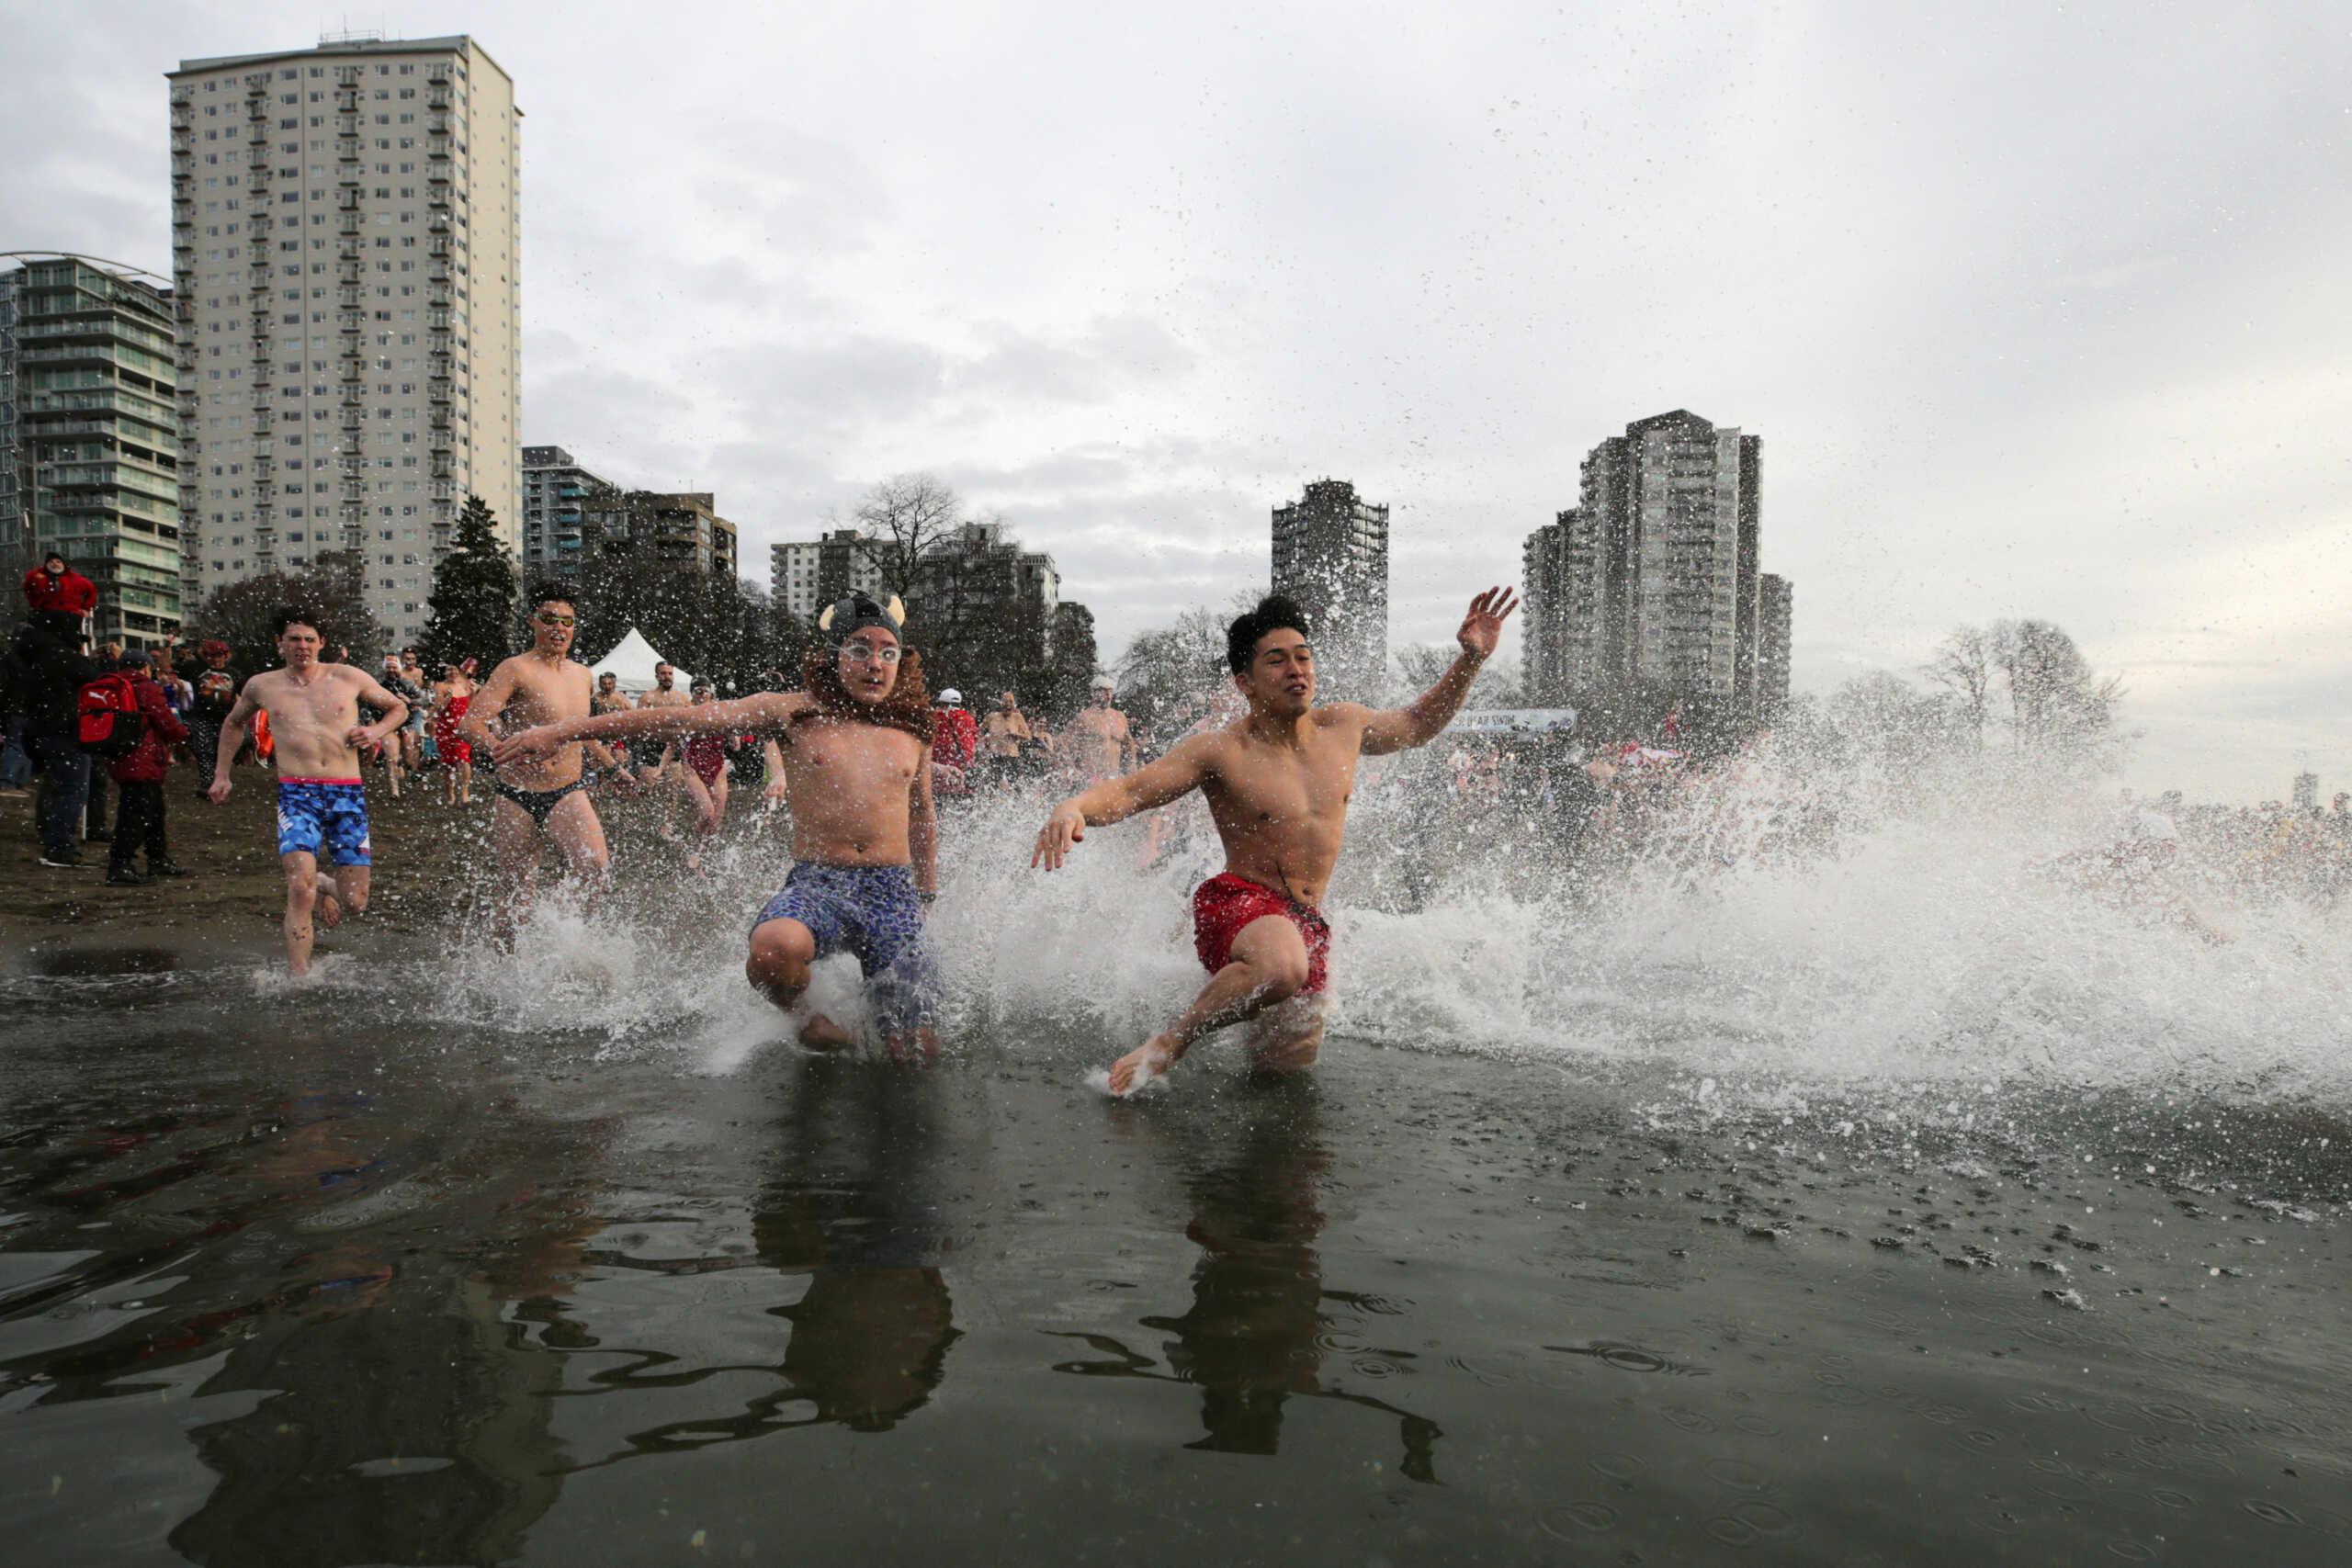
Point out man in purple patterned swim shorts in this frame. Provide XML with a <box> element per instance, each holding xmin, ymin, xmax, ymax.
<box><xmin>496</xmin><ymin>592</ymin><xmax>943</xmax><ymax>1058</ymax></box>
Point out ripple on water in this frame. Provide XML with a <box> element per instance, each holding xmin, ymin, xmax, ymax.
<box><xmin>1538</xmin><ymin>1502</ymin><xmax>1620</xmax><ymax>1540</ymax></box>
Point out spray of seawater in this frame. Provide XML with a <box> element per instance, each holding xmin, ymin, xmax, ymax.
<box><xmin>346</xmin><ymin>747</ymin><xmax>2352</xmax><ymax>1115</ymax></box>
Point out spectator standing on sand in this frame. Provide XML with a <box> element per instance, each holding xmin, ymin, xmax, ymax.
<box><xmin>0</xmin><ymin>628</ymin><xmax>31</xmax><ymax>797</ymax></box>
<box><xmin>176</xmin><ymin>640</ymin><xmax>241</xmax><ymax>796</ymax></box>
<box><xmin>21</xmin><ymin>551</ymin><xmax>96</xmax><ymax>626</ymax></box>
<box><xmin>83</xmin><ymin>639</ymin><xmax>126</xmax><ymax>843</ymax></box>
<box><xmin>930</xmin><ymin>688</ymin><xmax>978</xmax><ymax>798</ymax></box>
<box><xmin>104</xmin><ymin>652</ymin><xmax>191</xmax><ymax>886</ymax></box>
<box><xmin>16</xmin><ymin>611</ymin><xmax>101</xmax><ymax>868</ymax></box>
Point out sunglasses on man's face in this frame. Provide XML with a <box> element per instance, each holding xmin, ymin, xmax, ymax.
<box><xmin>536</xmin><ymin>613</ymin><xmax>576</xmax><ymax>627</ymax></box>
<box><xmin>842</xmin><ymin>643</ymin><xmax>901</xmax><ymax>665</ymax></box>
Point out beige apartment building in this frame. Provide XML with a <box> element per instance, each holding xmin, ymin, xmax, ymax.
<box><xmin>168</xmin><ymin>34</ymin><xmax>520</xmax><ymax>648</ymax></box>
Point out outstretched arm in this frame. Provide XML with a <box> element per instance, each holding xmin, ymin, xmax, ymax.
<box><xmin>1033</xmin><ymin>735</ymin><xmax>1215</xmax><ymax>869</ymax></box>
<box><xmin>458</xmin><ymin>662</ymin><xmax>517</xmax><ymax>753</ymax></box>
<box><xmin>492</xmin><ymin>691</ymin><xmax>804</xmax><ymax>768</ymax></box>
<box><xmin>1363</xmin><ymin>586</ymin><xmax>1519</xmax><ymax>755</ymax></box>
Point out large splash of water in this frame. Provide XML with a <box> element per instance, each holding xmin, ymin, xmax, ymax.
<box><xmin>377</xmin><ymin>746</ymin><xmax>2352</xmax><ymax>1111</ymax></box>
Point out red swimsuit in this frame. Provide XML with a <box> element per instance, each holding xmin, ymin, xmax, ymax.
<box><xmin>1192</xmin><ymin>873</ymin><xmax>1331</xmax><ymax>995</ymax></box>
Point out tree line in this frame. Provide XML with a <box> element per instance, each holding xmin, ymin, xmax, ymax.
<box><xmin>185</xmin><ymin>481</ymin><xmax>1102</xmax><ymax>722</ymax></box>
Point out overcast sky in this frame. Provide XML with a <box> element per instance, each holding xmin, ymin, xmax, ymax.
<box><xmin>5</xmin><ymin>2</ymin><xmax>2346</xmax><ymax>799</ymax></box>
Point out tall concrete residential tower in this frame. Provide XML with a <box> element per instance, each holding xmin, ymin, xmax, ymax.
<box><xmin>1</xmin><ymin>256</ymin><xmax>183</xmax><ymax>648</ymax></box>
<box><xmin>1271</xmin><ymin>478</ymin><xmax>1388</xmax><ymax>701</ymax></box>
<box><xmin>1523</xmin><ymin>410</ymin><xmax>1787</xmax><ymax>725</ymax></box>
<box><xmin>770</xmin><ymin>528</ymin><xmax>884</xmax><ymax>623</ymax></box>
<box><xmin>169</xmin><ymin>34</ymin><xmax>521</xmax><ymax>649</ymax></box>
<box><xmin>520</xmin><ymin>445</ymin><xmax>619</xmax><ymax>581</ymax></box>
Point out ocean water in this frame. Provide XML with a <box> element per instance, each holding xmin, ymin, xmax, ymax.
<box><xmin>1</xmin><ymin>759</ymin><xmax>2346</xmax><ymax>1564</ymax></box>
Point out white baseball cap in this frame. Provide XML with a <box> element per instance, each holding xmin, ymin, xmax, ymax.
<box><xmin>938</xmin><ymin>688</ymin><xmax>963</xmax><ymax>705</ymax></box>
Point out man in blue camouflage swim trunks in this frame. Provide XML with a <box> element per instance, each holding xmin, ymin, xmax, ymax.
<box><xmin>496</xmin><ymin>592</ymin><xmax>943</xmax><ymax>1058</ymax></box>
<box><xmin>209</xmin><ymin>609</ymin><xmax>410</xmax><ymax>976</ymax></box>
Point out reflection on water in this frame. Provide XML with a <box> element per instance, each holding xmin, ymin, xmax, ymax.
<box><xmin>1054</xmin><ymin>1080</ymin><xmax>1442</xmax><ymax>1480</ymax></box>
<box><xmin>4</xmin><ymin>978</ymin><xmax>2348</xmax><ymax>1564</ymax></box>
<box><xmin>574</xmin><ymin>1055</ymin><xmax>962</xmax><ymax>1463</ymax></box>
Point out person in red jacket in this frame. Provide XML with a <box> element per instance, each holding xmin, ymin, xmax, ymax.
<box><xmin>105</xmin><ymin>652</ymin><xmax>191</xmax><ymax>886</ymax></box>
<box><xmin>22</xmin><ymin>552</ymin><xmax>97</xmax><ymax>621</ymax></box>
<box><xmin>930</xmin><ymin>687</ymin><xmax>979</xmax><ymax>798</ymax></box>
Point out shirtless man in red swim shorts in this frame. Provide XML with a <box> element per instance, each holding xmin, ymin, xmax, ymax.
<box><xmin>1034</xmin><ymin>585</ymin><xmax>1516</xmax><ymax>1094</ymax></box>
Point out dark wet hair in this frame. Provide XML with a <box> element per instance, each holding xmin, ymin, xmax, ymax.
<box><xmin>527</xmin><ymin>581</ymin><xmax>575</xmax><ymax>611</ymax></box>
<box><xmin>1227</xmin><ymin>594</ymin><xmax>1312</xmax><ymax>676</ymax></box>
<box><xmin>273</xmin><ymin>607</ymin><xmax>322</xmax><ymax>637</ymax></box>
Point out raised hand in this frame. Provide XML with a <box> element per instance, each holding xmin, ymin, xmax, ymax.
<box><xmin>1456</xmin><ymin>586</ymin><xmax>1520</xmax><ymax>660</ymax></box>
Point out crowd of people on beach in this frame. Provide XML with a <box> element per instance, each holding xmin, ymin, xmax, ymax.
<box><xmin>8</xmin><ymin>550</ymin><xmax>1522</xmax><ymax>1093</ymax></box>
<box><xmin>19</xmin><ymin>540</ymin><xmax>2311</xmax><ymax>1083</ymax></box>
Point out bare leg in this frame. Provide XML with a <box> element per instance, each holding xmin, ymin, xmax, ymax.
<box><xmin>1241</xmin><ymin>994</ymin><xmax>1328</xmax><ymax>1074</ymax></box>
<box><xmin>457</xmin><ymin>756</ymin><xmax>472</xmax><ymax>805</ymax></box>
<box><xmin>282</xmin><ymin>851</ymin><xmax>322</xmax><ymax>976</ymax></box>
<box><xmin>746</xmin><ymin>917</ymin><xmax>853</xmax><ymax>1047</ymax></box>
<box><xmin>315</xmin><ymin>863</ymin><xmax>371</xmax><ymax>931</ymax></box>
<box><xmin>489</xmin><ymin>795</ymin><xmax>543</xmax><ymax>948</ymax></box>
<box><xmin>1106</xmin><ymin>915</ymin><xmax>1311</xmax><ymax>1094</ymax></box>
<box><xmin>543</xmin><ymin>790</ymin><xmax>611</xmax><ymax>916</ymax></box>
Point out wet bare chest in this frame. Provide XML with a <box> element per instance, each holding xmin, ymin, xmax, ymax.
<box><xmin>786</xmin><ymin>725</ymin><xmax>922</xmax><ymax>797</ymax></box>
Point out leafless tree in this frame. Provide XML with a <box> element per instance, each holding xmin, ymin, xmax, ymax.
<box><xmin>1991</xmin><ymin>618</ymin><xmax>2122</xmax><ymax>750</ymax></box>
<box><xmin>1922</xmin><ymin>625</ymin><xmax>1994</xmax><ymax>750</ymax></box>
<box><xmin>850</xmin><ymin>472</ymin><xmax>967</xmax><ymax>607</ymax></box>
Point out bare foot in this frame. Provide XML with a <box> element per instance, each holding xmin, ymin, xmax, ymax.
<box><xmin>315</xmin><ymin>885</ymin><xmax>345</xmax><ymax>930</ymax></box>
<box><xmin>1106</xmin><ymin>1034</ymin><xmax>1180</xmax><ymax>1096</ymax></box>
<box><xmin>798</xmin><ymin>1012</ymin><xmax>855</xmax><ymax>1051</ymax></box>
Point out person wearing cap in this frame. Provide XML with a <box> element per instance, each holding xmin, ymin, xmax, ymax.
<box><xmin>175</xmin><ymin>639</ymin><xmax>242</xmax><ymax>795</ymax></box>
<box><xmin>21</xmin><ymin>551</ymin><xmax>96</xmax><ymax>621</ymax></box>
<box><xmin>930</xmin><ymin>688</ymin><xmax>978</xmax><ymax>798</ymax></box>
<box><xmin>496</xmin><ymin>591</ymin><xmax>944</xmax><ymax>1055</ymax></box>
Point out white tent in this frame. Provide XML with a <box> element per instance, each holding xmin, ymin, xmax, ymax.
<box><xmin>587</xmin><ymin>626</ymin><xmax>692</xmax><ymax>694</ymax></box>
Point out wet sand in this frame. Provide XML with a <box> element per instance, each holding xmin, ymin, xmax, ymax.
<box><xmin>0</xmin><ymin>760</ymin><xmax>711</xmax><ymax>964</ymax></box>
<box><xmin>1</xmin><ymin>946</ymin><xmax>2346</xmax><ymax>1565</ymax></box>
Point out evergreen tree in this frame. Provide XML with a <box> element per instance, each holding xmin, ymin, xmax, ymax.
<box><xmin>419</xmin><ymin>494</ymin><xmax>518</xmax><ymax>670</ymax></box>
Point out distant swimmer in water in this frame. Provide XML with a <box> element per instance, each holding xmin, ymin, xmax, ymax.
<box><xmin>495</xmin><ymin>592</ymin><xmax>942</xmax><ymax>1058</ymax></box>
<box><xmin>207</xmin><ymin>608</ymin><xmax>411</xmax><ymax>977</ymax></box>
<box><xmin>459</xmin><ymin>584</ymin><xmax>628</xmax><ymax>945</ymax></box>
<box><xmin>2044</xmin><ymin>807</ymin><xmax>2229</xmax><ymax>945</ymax></box>
<box><xmin>1034</xmin><ymin>587</ymin><xmax>1518</xmax><ymax>1094</ymax></box>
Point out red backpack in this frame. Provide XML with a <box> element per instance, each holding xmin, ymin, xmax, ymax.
<box><xmin>76</xmin><ymin>673</ymin><xmax>147</xmax><ymax>757</ymax></box>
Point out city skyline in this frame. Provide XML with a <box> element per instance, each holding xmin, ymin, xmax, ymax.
<box><xmin>3</xmin><ymin>4</ymin><xmax>2346</xmax><ymax>798</ymax></box>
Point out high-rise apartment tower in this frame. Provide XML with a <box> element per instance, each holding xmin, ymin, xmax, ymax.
<box><xmin>1271</xmin><ymin>478</ymin><xmax>1388</xmax><ymax>701</ymax></box>
<box><xmin>2</xmin><ymin>257</ymin><xmax>183</xmax><ymax>647</ymax></box>
<box><xmin>1524</xmin><ymin>410</ymin><xmax>1787</xmax><ymax>723</ymax></box>
<box><xmin>168</xmin><ymin>34</ymin><xmax>521</xmax><ymax>648</ymax></box>
<box><xmin>520</xmin><ymin>445</ymin><xmax>619</xmax><ymax>581</ymax></box>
